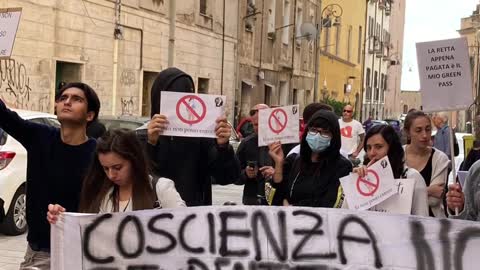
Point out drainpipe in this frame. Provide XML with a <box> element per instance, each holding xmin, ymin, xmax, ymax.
<box><xmin>220</xmin><ymin>0</ymin><xmax>225</xmax><ymax>95</ymax></box>
<box><xmin>168</xmin><ymin>0</ymin><xmax>176</xmax><ymax>67</ymax></box>
<box><xmin>112</xmin><ymin>0</ymin><xmax>121</xmax><ymax>115</ymax></box>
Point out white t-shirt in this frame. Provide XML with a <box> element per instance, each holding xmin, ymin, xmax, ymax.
<box><xmin>339</xmin><ymin>119</ymin><xmax>365</xmax><ymax>155</ymax></box>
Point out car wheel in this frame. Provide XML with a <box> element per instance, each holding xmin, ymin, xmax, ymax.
<box><xmin>0</xmin><ymin>186</ymin><xmax>27</xmax><ymax>235</ymax></box>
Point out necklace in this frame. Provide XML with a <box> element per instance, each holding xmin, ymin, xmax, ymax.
<box><xmin>119</xmin><ymin>198</ymin><xmax>131</xmax><ymax>212</ymax></box>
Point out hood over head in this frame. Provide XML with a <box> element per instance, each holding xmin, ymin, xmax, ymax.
<box><xmin>300</xmin><ymin>110</ymin><xmax>341</xmax><ymax>159</ymax></box>
<box><xmin>150</xmin><ymin>67</ymin><xmax>195</xmax><ymax>117</ymax></box>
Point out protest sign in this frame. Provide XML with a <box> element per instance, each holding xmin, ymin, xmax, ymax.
<box><xmin>0</xmin><ymin>8</ymin><xmax>22</xmax><ymax>59</ymax></box>
<box><xmin>340</xmin><ymin>156</ymin><xmax>396</xmax><ymax>210</ymax></box>
<box><xmin>51</xmin><ymin>206</ymin><xmax>480</xmax><ymax>270</ymax></box>
<box><xmin>416</xmin><ymin>37</ymin><xmax>473</xmax><ymax>112</ymax></box>
<box><xmin>160</xmin><ymin>92</ymin><xmax>225</xmax><ymax>138</ymax></box>
<box><xmin>457</xmin><ymin>171</ymin><xmax>468</xmax><ymax>188</ymax></box>
<box><xmin>258</xmin><ymin>105</ymin><xmax>299</xmax><ymax>146</ymax></box>
<box><xmin>371</xmin><ymin>178</ymin><xmax>415</xmax><ymax>215</ymax></box>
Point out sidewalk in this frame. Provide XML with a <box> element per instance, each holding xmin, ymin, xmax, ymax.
<box><xmin>0</xmin><ymin>233</ymin><xmax>26</xmax><ymax>270</ymax></box>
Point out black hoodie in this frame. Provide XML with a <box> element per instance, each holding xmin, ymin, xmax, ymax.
<box><xmin>143</xmin><ymin>67</ymin><xmax>240</xmax><ymax>206</ymax></box>
<box><xmin>271</xmin><ymin>110</ymin><xmax>352</xmax><ymax>207</ymax></box>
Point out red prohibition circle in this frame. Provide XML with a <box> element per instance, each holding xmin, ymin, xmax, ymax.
<box><xmin>176</xmin><ymin>95</ymin><xmax>207</xmax><ymax>125</ymax></box>
<box><xmin>268</xmin><ymin>108</ymin><xmax>288</xmax><ymax>134</ymax></box>
<box><xmin>356</xmin><ymin>169</ymin><xmax>380</xmax><ymax>196</ymax></box>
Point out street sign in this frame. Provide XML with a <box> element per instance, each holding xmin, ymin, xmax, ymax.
<box><xmin>0</xmin><ymin>8</ymin><xmax>22</xmax><ymax>59</ymax></box>
<box><xmin>160</xmin><ymin>91</ymin><xmax>225</xmax><ymax>138</ymax></box>
<box><xmin>258</xmin><ymin>105</ymin><xmax>299</xmax><ymax>147</ymax></box>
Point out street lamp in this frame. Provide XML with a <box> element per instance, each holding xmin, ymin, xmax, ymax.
<box><xmin>314</xmin><ymin>3</ymin><xmax>343</xmax><ymax>102</ymax></box>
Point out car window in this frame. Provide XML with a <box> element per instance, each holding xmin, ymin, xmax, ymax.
<box><xmin>44</xmin><ymin>117</ymin><xmax>61</xmax><ymax>128</ymax></box>
<box><xmin>29</xmin><ymin>118</ymin><xmax>46</xmax><ymax>125</ymax></box>
<box><xmin>0</xmin><ymin>128</ymin><xmax>6</xmax><ymax>145</ymax></box>
<box><xmin>102</xmin><ymin>120</ymin><xmax>143</xmax><ymax>131</ymax></box>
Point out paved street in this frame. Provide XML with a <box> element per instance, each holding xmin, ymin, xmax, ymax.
<box><xmin>0</xmin><ymin>184</ymin><xmax>243</xmax><ymax>270</ymax></box>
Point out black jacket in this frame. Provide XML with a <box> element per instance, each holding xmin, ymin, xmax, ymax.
<box><xmin>235</xmin><ymin>133</ymin><xmax>274</xmax><ymax>205</ymax></box>
<box><xmin>143</xmin><ymin>67</ymin><xmax>240</xmax><ymax>206</ymax></box>
<box><xmin>272</xmin><ymin>110</ymin><xmax>352</xmax><ymax>207</ymax></box>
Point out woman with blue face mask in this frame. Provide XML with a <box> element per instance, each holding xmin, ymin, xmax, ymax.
<box><xmin>268</xmin><ymin>110</ymin><xmax>352</xmax><ymax>207</ymax></box>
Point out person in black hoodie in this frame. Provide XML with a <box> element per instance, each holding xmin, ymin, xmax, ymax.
<box><xmin>268</xmin><ymin>110</ymin><xmax>352</xmax><ymax>207</ymax></box>
<box><xmin>143</xmin><ymin>67</ymin><xmax>240</xmax><ymax>206</ymax></box>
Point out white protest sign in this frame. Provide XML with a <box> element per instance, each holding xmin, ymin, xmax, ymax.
<box><xmin>340</xmin><ymin>156</ymin><xmax>396</xmax><ymax>210</ymax></box>
<box><xmin>457</xmin><ymin>170</ymin><xmax>468</xmax><ymax>188</ymax></box>
<box><xmin>160</xmin><ymin>91</ymin><xmax>225</xmax><ymax>138</ymax></box>
<box><xmin>258</xmin><ymin>105</ymin><xmax>299</xmax><ymax>146</ymax></box>
<box><xmin>52</xmin><ymin>206</ymin><xmax>480</xmax><ymax>270</ymax></box>
<box><xmin>416</xmin><ymin>37</ymin><xmax>473</xmax><ymax>112</ymax></box>
<box><xmin>371</xmin><ymin>178</ymin><xmax>415</xmax><ymax>215</ymax></box>
<box><xmin>0</xmin><ymin>8</ymin><xmax>22</xmax><ymax>59</ymax></box>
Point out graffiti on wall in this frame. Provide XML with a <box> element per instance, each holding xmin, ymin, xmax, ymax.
<box><xmin>0</xmin><ymin>58</ymin><xmax>36</xmax><ymax>109</ymax></box>
<box><xmin>120</xmin><ymin>69</ymin><xmax>136</xmax><ymax>87</ymax></box>
<box><xmin>121</xmin><ymin>96</ymin><xmax>135</xmax><ymax>115</ymax></box>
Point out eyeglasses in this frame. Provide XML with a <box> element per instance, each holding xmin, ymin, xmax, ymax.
<box><xmin>343</xmin><ymin>110</ymin><xmax>353</xmax><ymax>113</ymax></box>
<box><xmin>308</xmin><ymin>127</ymin><xmax>332</xmax><ymax>138</ymax></box>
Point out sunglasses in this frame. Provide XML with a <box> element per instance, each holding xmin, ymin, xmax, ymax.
<box><xmin>343</xmin><ymin>110</ymin><xmax>353</xmax><ymax>113</ymax></box>
<box><xmin>249</xmin><ymin>109</ymin><xmax>258</xmax><ymax>116</ymax></box>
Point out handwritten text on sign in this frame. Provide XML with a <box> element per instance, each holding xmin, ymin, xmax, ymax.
<box><xmin>160</xmin><ymin>92</ymin><xmax>225</xmax><ymax>138</ymax></box>
<box><xmin>0</xmin><ymin>8</ymin><xmax>22</xmax><ymax>58</ymax></box>
<box><xmin>258</xmin><ymin>105</ymin><xmax>299</xmax><ymax>146</ymax></box>
<box><xmin>51</xmin><ymin>206</ymin><xmax>480</xmax><ymax>270</ymax></box>
<box><xmin>340</xmin><ymin>156</ymin><xmax>396</xmax><ymax>210</ymax></box>
<box><xmin>416</xmin><ymin>37</ymin><xmax>473</xmax><ymax>112</ymax></box>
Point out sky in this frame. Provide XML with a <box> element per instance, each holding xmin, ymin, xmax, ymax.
<box><xmin>401</xmin><ymin>0</ymin><xmax>479</xmax><ymax>90</ymax></box>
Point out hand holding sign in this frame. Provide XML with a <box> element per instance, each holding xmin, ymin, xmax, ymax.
<box><xmin>214</xmin><ymin>116</ymin><xmax>231</xmax><ymax>145</ymax></box>
<box><xmin>268</xmin><ymin>141</ymin><xmax>284</xmax><ymax>164</ymax></box>
<box><xmin>147</xmin><ymin>114</ymin><xmax>170</xmax><ymax>145</ymax></box>
<box><xmin>446</xmin><ymin>183</ymin><xmax>464</xmax><ymax>213</ymax></box>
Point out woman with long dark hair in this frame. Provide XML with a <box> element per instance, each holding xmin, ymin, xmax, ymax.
<box><xmin>268</xmin><ymin>110</ymin><xmax>352</xmax><ymax>207</ymax></box>
<box><xmin>403</xmin><ymin>110</ymin><xmax>449</xmax><ymax>217</ymax></box>
<box><xmin>349</xmin><ymin>124</ymin><xmax>428</xmax><ymax>216</ymax></box>
<box><xmin>47</xmin><ymin>129</ymin><xmax>185</xmax><ymax>223</ymax></box>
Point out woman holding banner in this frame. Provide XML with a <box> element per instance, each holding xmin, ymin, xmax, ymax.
<box><xmin>350</xmin><ymin>124</ymin><xmax>429</xmax><ymax>216</ymax></box>
<box><xmin>47</xmin><ymin>129</ymin><xmax>185</xmax><ymax>223</ymax></box>
<box><xmin>267</xmin><ymin>110</ymin><xmax>352</xmax><ymax>207</ymax></box>
<box><xmin>403</xmin><ymin>110</ymin><xmax>449</xmax><ymax>218</ymax></box>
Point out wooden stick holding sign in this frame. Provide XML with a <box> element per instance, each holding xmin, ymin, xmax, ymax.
<box><xmin>0</xmin><ymin>8</ymin><xmax>22</xmax><ymax>59</ymax></box>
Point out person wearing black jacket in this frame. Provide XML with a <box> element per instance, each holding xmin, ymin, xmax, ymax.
<box><xmin>235</xmin><ymin>104</ymin><xmax>275</xmax><ymax>205</ymax></box>
<box><xmin>268</xmin><ymin>110</ymin><xmax>352</xmax><ymax>207</ymax></box>
<box><xmin>143</xmin><ymin>67</ymin><xmax>240</xmax><ymax>206</ymax></box>
<box><xmin>0</xmin><ymin>83</ymin><xmax>100</xmax><ymax>269</ymax></box>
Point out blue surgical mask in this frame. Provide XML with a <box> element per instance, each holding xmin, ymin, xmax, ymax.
<box><xmin>306</xmin><ymin>133</ymin><xmax>331</xmax><ymax>152</ymax></box>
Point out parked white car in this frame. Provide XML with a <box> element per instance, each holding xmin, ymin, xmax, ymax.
<box><xmin>0</xmin><ymin>109</ymin><xmax>60</xmax><ymax>235</ymax></box>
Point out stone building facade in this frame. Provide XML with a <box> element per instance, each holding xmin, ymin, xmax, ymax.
<box><xmin>1</xmin><ymin>0</ymin><xmax>238</xmax><ymax>119</ymax></box>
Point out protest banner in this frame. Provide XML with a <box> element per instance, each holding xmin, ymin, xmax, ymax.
<box><xmin>0</xmin><ymin>8</ymin><xmax>22</xmax><ymax>59</ymax></box>
<box><xmin>457</xmin><ymin>171</ymin><xmax>468</xmax><ymax>188</ymax></box>
<box><xmin>160</xmin><ymin>92</ymin><xmax>225</xmax><ymax>138</ymax></box>
<box><xmin>51</xmin><ymin>206</ymin><xmax>480</xmax><ymax>270</ymax></box>
<box><xmin>258</xmin><ymin>105</ymin><xmax>299</xmax><ymax>147</ymax></box>
<box><xmin>340</xmin><ymin>156</ymin><xmax>397</xmax><ymax>211</ymax></box>
<box><xmin>416</xmin><ymin>37</ymin><xmax>473</xmax><ymax>112</ymax></box>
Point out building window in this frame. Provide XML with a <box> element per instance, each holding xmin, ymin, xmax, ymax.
<box><xmin>374</xmin><ymin>71</ymin><xmax>378</xmax><ymax>100</ymax></box>
<box><xmin>265</xmin><ymin>85</ymin><xmax>273</xmax><ymax>105</ymax></box>
<box><xmin>267</xmin><ymin>0</ymin><xmax>276</xmax><ymax>35</ymax></box>
<box><xmin>295</xmin><ymin>6</ymin><xmax>303</xmax><ymax>47</ymax></box>
<box><xmin>366</xmin><ymin>68</ymin><xmax>371</xmax><ymax>86</ymax></box>
<box><xmin>335</xmin><ymin>25</ymin><xmax>341</xmax><ymax>56</ymax></box>
<box><xmin>292</xmin><ymin>88</ymin><xmax>298</xmax><ymax>104</ymax></box>
<box><xmin>282</xmin><ymin>0</ymin><xmax>291</xmax><ymax>45</ymax></box>
<box><xmin>200</xmin><ymin>0</ymin><xmax>208</xmax><ymax>15</ymax></box>
<box><xmin>198</xmin><ymin>77</ymin><xmax>209</xmax><ymax>94</ymax></box>
<box><xmin>358</xmin><ymin>26</ymin><xmax>362</xmax><ymax>64</ymax></box>
<box><xmin>403</xmin><ymin>104</ymin><xmax>408</xmax><ymax>114</ymax></box>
